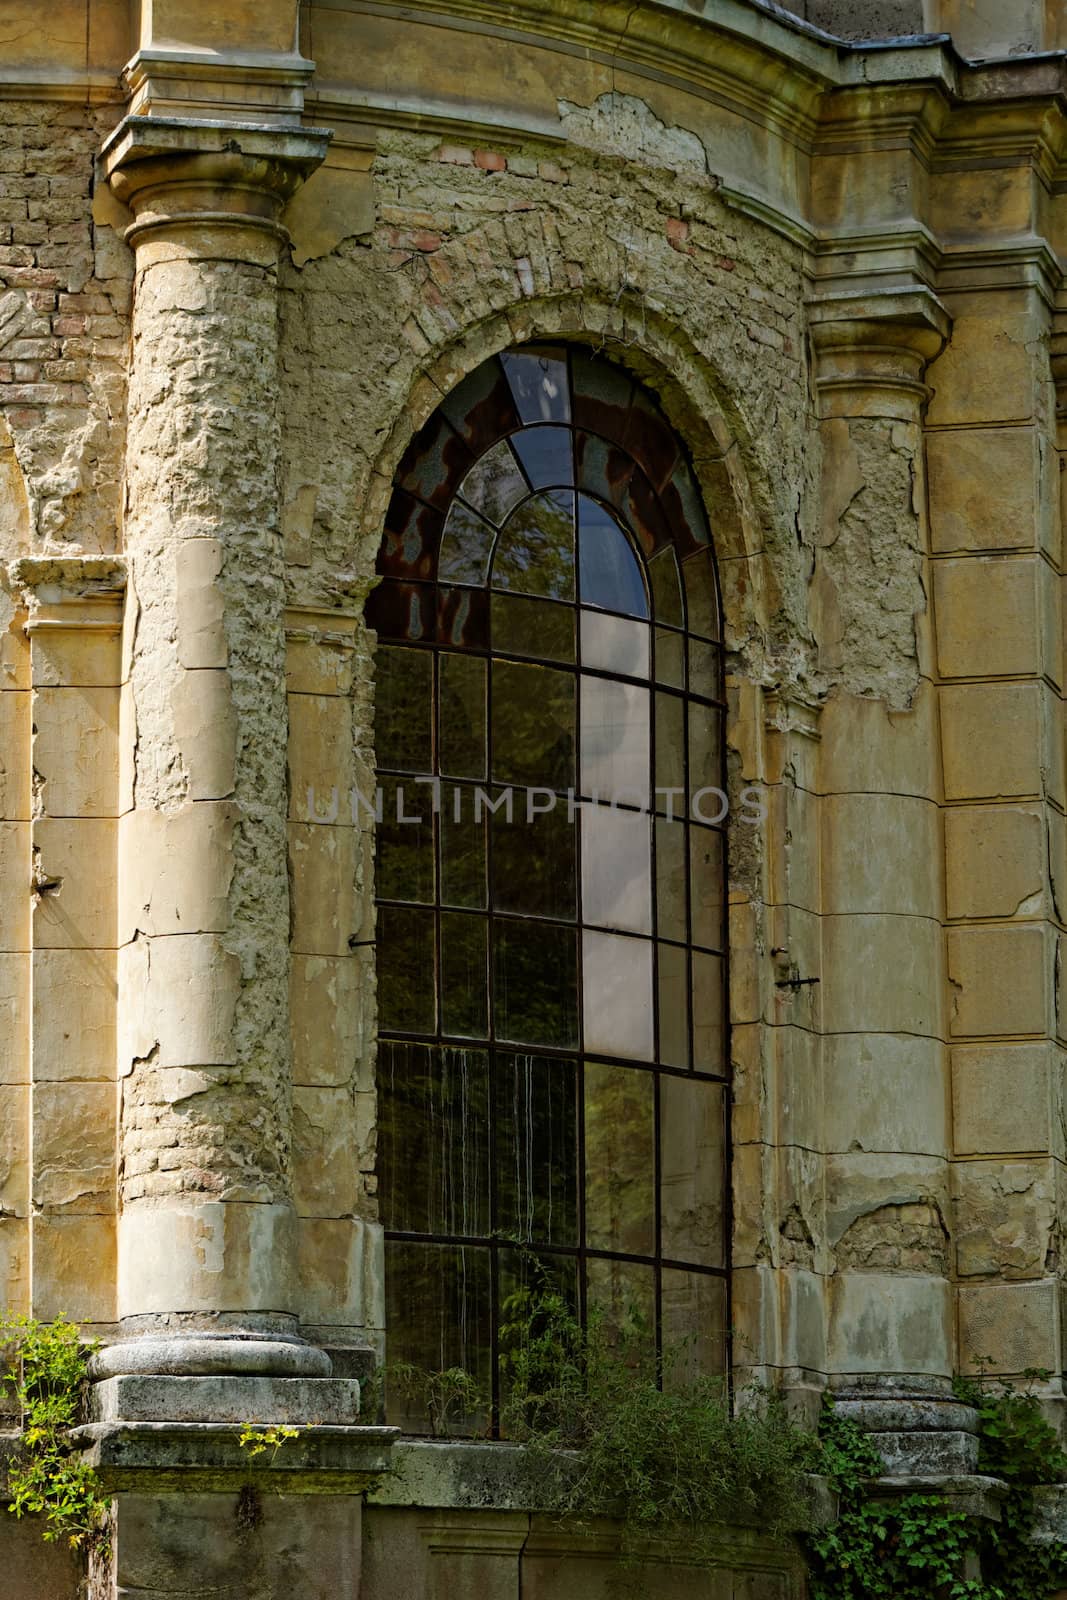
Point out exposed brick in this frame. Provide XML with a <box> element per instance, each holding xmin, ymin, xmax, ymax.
<box><xmin>474</xmin><ymin>150</ymin><xmax>507</xmax><ymax>172</ymax></box>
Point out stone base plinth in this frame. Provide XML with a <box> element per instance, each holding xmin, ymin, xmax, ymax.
<box><xmin>91</xmin><ymin>1375</ymin><xmax>362</xmax><ymax>1427</ymax></box>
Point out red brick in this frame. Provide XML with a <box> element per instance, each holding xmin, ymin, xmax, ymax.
<box><xmin>435</xmin><ymin>144</ymin><xmax>473</xmax><ymax>165</ymax></box>
<box><xmin>474</xmin><ymin>150</ymin><xmax>507</xmax><ymax>172</ymax></box>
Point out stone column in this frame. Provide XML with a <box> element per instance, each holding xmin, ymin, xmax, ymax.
<box><xmin>98</xmin><ymin>117</ymin><xmax>330</xmax><ymax>1378</ymax></box>
<box><xmin>807</xmin><ymin>290</ymin><xmax>978</xmax><ymax>1470</ymax></box>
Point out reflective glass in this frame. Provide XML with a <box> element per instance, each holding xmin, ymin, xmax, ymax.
<box><xmin>377</xmin><ymin>905</ymin><xmax>435</xmax><ymax>1034</ymax></box>
<box><xmin>578</xmin><ymin>494</ymin><xmax>648</xmax><ymax>617</ymax></box>
<box><xmin>660</xmin><ymin>1076</ymin><xmax>724</xmax><ymax>1267</ymax></box>
<box><xmin>385</xmin><ymin>1242</ymin><xmax>491</xmax><ymax>1435</ymax></box>
<box><xmin>688</xmin><ymin>702</ymin><xmax>722</xmax><ymax>801</ymax></box>
<box><xmin>439</xmin><ymin>653</ymin><xmax>486</xmax><ymax>780</ymax></box>
<box><xmin>580</xmin><ymin>611</ymin><xmax>649</xmax><ymax>679</ymax></box>
<box><xmin>494</xmin><ymin>1055</ymin><xmax>578</xmax><ymax>1245</ymax></box>
<box><xmin>654</xmin><ymin>627</ymin><xmax>685</xmax><ymax>689</ymax></box>
<box><xmin>586</xmin><ymin>1257</ymin><xmax>656</xmax><ymax>1354</ymax></box>
<box><xmin>440</xmin><ymin>801</ymin><xmax>486</xmax><ymax>909</ymax></box>
<box><xmin>690</xmin><ymin>828</ymin><xmax>724</xmax><ymax>951</ymax></box>
<box><xmin>377</xmin><ymin>646</ymin><xmax>432</xmax><ymax>772</ymax></box>
<box><xmin>654</xmin><ymin>817</ymin><xmax>687</xmax><ymax>940</ymax></box>
<box><xmin>655</xmin><ymin>691</ymin><xmax>685</xmax><ymax>797</ymax></box>
<box><xmin>378</xmin><ymin>1042</ymin><xmax>489</xmax><ymax>1236</ymax></box>
<box><xmin>582</xmin><ymin>931</ymin><xmax>654</xmax><ymax>1061</ymax></box>
<box><xmin>649</xmin><ymin>548</ymin><xmax>684</xmax><ymax>626</ymax></box>
<box><xmin>688</xmin><ymin>639</ymin><xmax>721</xmax><ymax>702</ymax></box>
<box><xmin>692</xmin><ymin>950</ymin><xmax>725</xmax><ymax>1074</ymax></box>
<box><xmin>512</xmin><ymin>425</ymin><xmax>575</xmax><ymax>489</ymax></box>
<box><xmin>656</xmin><ymin>942</ymin><xmax>689</xmax><ymax>1069</ymax></box>
<box><xmin>580</xmin><ymin>678</ymin><xmax>649</xmax><ymax>805</ymax></box>
<box><xmin>584</xmin><ymin>1062</ymin><xmax>654</xmax><ymax>1255</ymax></box>
<box><xmin>494</xmin><ymin>922</ymin><xmax>578</xmax><ymax>1049</ymax></box>
<box><xmin>458</xmin><ymin>438</ymin><xmax>529</xmax><ymax>525</ymax></box>
<box><xmin>376</xmin><ymin>775</ymin><xmax>434</xmax><ymax>904</ymax></box>
<box><xmin>661</xmin><ymin>1270</ymin><xmax>726</xmax><ymax>1388</ymax></box>
<box><xmin>491</xmin><ymin>592</ymin><xmax>574</xmax><ymax>664</ymax></box>
<box><xmin>439</xmin><ymin>498</ymin><xmax>495</xmax><ymax>583</ymax></box>
<box><xmin>440</xmin><ymin>912</ymin><xmax>488</xmax><ymax>1038</ymax></box>
<box><xmin>501</xmin><ymin>349</ymin><xmax>570</xmax><ymax>424</ymax></box>
<box><xmin>581</xmin><ymin>804</ymin><xmax>651</xmax><ymax>935</ymax></box>
<box><xmin>682</xmin><ymin>551</ymin><xmax>719</xmax><ymax>640</ymax></box>
<box><xmin>492</xmin><ymin>660</ymin><xmax>575</xmax><ymax>789</ymax></box>
<box><xmin>491</xmin><ymin>795</ymin><xmax>576</xmax><ymax>921</ymax></box>
<box><xmin>492</xmin><ymin>489</ymin><xmax>575</xmax><ymax>600</ymax></box>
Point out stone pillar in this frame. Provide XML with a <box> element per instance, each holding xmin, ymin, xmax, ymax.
<box><xmin>929</xmin><ymin>279</ymin><xmax>1064</xmax><ymax>1393</ymax></box>
<box><xmin>98</xmin><ymin>117</ymin><xmax>330</xmax><ymax>1378</ymax></box>
<box><xmin>808</xmin><ymin>290</ymin><xmax>975</xmax><ymax>1466</ymax></box>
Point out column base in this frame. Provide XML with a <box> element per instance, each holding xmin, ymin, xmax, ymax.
<box><xmin>832</xmin><ymin>1391</ymin><xmax>980</xmax><ymax>1477</ymax></box>
<box><xmin>93</xmin><ymin>1336</ymin><xmax>332</xmax><ymax>1380</ymax></box>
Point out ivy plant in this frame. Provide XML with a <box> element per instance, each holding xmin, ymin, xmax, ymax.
<box><xmin>0</xmin><ymin>1314</ymin><xmax>110</xmax><ymax>1554</ymax></box>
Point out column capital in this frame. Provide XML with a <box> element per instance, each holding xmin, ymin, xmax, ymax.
<box><xmin>100</xmin><ymin>115</ymin><xmax>330</xmax><ymax>257</ymax></box>
<box><xmin>808</xmin><ymin>288</ymin><xmax>952</xmax><ymax>422</ymax></box>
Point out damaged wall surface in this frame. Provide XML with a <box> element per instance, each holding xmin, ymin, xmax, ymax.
<box><xmin>1</xmin><ymin>0</ymin><xmax>1067</xmax><ymax>1594</ymax></box>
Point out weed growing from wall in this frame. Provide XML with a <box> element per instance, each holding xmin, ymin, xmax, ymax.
<box><xmin>0</xmin><ymin>1315</ymin><xmax>109</xmax><ymax>1554</ymax></box>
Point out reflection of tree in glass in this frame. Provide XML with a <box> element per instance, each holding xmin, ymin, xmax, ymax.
<box><xmin>492</xmin><ymin>489</ymin><xmax>575</xmax><ymax>599</ymax></box>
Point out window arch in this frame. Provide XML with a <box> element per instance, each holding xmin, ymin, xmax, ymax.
<box><xmin>369</xmin><ymin>345</ymin><xmax>728</xmax><ymax>1434</ymax></box>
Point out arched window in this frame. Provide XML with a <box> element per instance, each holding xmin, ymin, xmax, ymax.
<box><xmin>368</xmin><ymin>345</ymin><xmax>727</xmax><ymax>1434</ymax></box>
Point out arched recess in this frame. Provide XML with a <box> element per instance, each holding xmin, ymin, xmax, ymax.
<box><xmin>367</xmin><ymin>340</ymin><xmax>739</xmax><ymax>1433</ymax></box>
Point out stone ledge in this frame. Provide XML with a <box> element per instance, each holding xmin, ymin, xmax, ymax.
<box><xmin>870</xmin><ymin>1473</ymin><xmax>1007</xmax><ymax>1521</ymax></box>
<box><xmin>66</xmin><ymin>1420</ymin><xmax>397</xmax><ymax>1493</ymax></box>
<box><xmin>367</xmin><ymin>1441</ymin><xmax>837</xmax><ymax>1525</ymax></box>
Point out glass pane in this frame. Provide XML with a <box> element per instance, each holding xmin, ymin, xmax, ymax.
<box><xmin>582</xmin><ymin>931</ymin><xmax>654</xmax><ymax>1061</ymax></box>
<box><xmin>494</xmin><ymin>1054</ymin><xmax>578</xmax><ymax>1245</ymax></box>
<box><xmin>439</xmin><ymin>498</ymin><xmax>495</xmax><ymax>583</ymax></box>
<box><xmin>440</xmin><ymin>800</ymin><xmax>486</xmax><ymax>909</ymax></box>
<box><xmin>492</xmin><ymin>489</ymin><xmax>575</xmax><ymax>600</ymax></box>
<box><xmin>492</xmin><ymin>795</ymin><xmax>576</xmax><ymax>921</ymax></box>
<box><xmin>437</xmin><ymin>584</ymin><xmax>488</xmax><ymax>650</ymax></box>
<box><xmin>688</xmin><ymin>639</ymin><xmax>721</xmax><ymax>702</ymax></box>
<box><xmin>581</xmin><ymin>804</ymin><xmax>651</xmax><ymax>935</ymax></box>
<box><xmin>692</xmin><ymin>950</ymin><xmax>725</xmax><ymax>1074</ymax></box>
<box><xmin>648</xmin><ymin>548</ymin><xmax>684</xmax><ymax>626</ymax></box>
<box><xmin>512</xmin><ymin>425</ymin><xmax>574</xmax><ymax>490</ymax></box>
<box><xmin>491</xmin><ymin>592</ymin><xmax>574</xmax><ymax>665</ymax></box>
<box><xmin>501</xmin><ymin>348</ymin><xmax>570</xmax><ymax>424</ymax></box>
<box><xmin>376</xmin><ymin>776</ymin><xmax>434</xmax><ymax>904</ymax></box>
<box><xmin>660</xmin><ymin>1076</ymin><xmax>724</xmax><ymax>1268</ymax></box>
<box><xmin>377</xmin><ymin>646</ymin><xmax>432</xmax><ymax>772</ymax></box>
<box><xmin>580</xmin><ymin>611</ymin><xmax>649</xmax><ymax>679</ymax></box>
<box><xmin>584</xmin><ymin>1063</ymin><xmax>654</xmax><ymax>1255</ymax></box>
<box><xmin>377</xmin><ymin>905</ymin><xmax>435</xmax><ymax>1033</ymax></box>
<box><xmin>395</xmin><ymin>412</ymin><xmax>472</xmax><ymax>510</ymax></box>
<box><xmin>688</xmin><ymin>702</ymin><xmax>722</xmax><ymax>801</ymax></box>
<box><xmin>657</xmin><ymin>942</ymin><xmax>689</xmax><ymax>1069</ymax></box>
<box><xmin>440</xmin><ymin>653</ymin><xmax>486</xmax><ymax>781</ymax></box>
<box><xmin>458</xmin><ymin>438</ymin><xmax>529</xmax><ymax>526</ymax></box>
<box><xmin>662</xmin><ymin>1270</ymin><xmax>726</xmax><ymax>1389</ymax></box>
<box><xmin>690</xmin><ymin>828</ymin><xmax>724</xmax><ymax>951</ymax></box>
<box><xmin>655</xmin><ymin>691</ymin><xmax>685</xmax><ymax>798</ymax></box>
<box><xmin>655</xmin><ymin>817</ymin><xmax>687</xmax><ymax>939</ymax></box>
<box><xmin>491</xmin><ymin>660</ymin><xmax>575</xmax><ymax>790</ymax></box>
<box><xmin>378</xmin><ymin>1041</ymin><xmax>489</xmax><ymax>1235</ymax></box>
<box><xmin>571</xmin><ymin>349</ymin><xmax>632</xmax><ymax>433</ymax></box>
<box><xmin>682</xmin><ymin>551</ymin><xmax>719</xmax><ymax>640</ymax></box>
<box><xmin>586</xmin><ymin>1257</ymin><xmax>656</xmax><ymax>1356</ymax></box>
<box><xmin>497</xmin><ymin>1250</ymin><xmax>579</xmax><ymax>1428</ymax></box>
<box><xmin>580</xmin><ymin>678</ymin><xmax>649</xmax><ymax>806</ymax></box>
<box><xmin>385</xmin><ymin>1242</ymin><xmax>491</xmax><ymax>1436</ymax></box>
<box><xmin>654</xmin><ymin>627</ymin><xmax>685</xmax><ymax>689</ymax></box>
<box><xmin>578</xmin><ymin>494</ymin><xmax>648</xmax><ymax>618</ymax></box>
<box><xmin>380</xmin><ymin>488</ymin><xmax>443</xmax><ymax>581</ymax></box>
<box><xmin>440</xmin><ymin>912</ymin><xmax>488</xmax><ymax>1038</ymax></box>
<box><xmin>494</xmin><ymin>922</ymin><xmax>578</xmax><ymax>1049</ymax></box>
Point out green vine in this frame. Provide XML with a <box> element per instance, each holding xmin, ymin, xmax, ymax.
<box><xmin>0</xmin><ymin>1315</ymin><xmax>109</xmax><ymax>1554</ymax></box>
<box><xmin>805</xmin><ymin>1376</ymin><xmax>1067</xmax><ymax>1600</ymax></box>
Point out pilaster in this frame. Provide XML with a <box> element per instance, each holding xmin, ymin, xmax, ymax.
<box><xmin>808</xmin><ymin>288</ymin><xmax>956</xmax><ymax>1424</ymax></box>
<box><xmin>99</xmin><ymin>115</ymin><xmax>331</xmax><ymax>1381</ymax></box>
